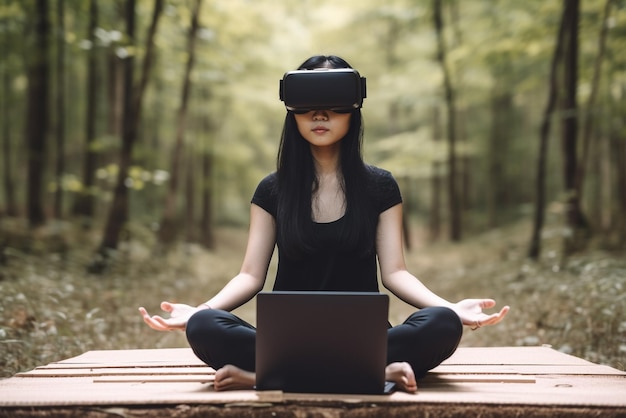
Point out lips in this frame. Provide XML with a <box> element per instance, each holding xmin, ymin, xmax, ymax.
<box><xmin>312</xmin><ymin>125</ymin><xmax>329</xmax><ymax>134</ymax></box>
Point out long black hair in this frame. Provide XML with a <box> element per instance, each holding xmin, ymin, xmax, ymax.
<box><xmin>276</xmin><ymin>55</ymin><xmax>376</xmax><ymax>259</ymax></box>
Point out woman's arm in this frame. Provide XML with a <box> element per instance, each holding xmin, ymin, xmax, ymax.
<box><xmin>376</xmin><ymin>204</ymin><xmax>509</xmax><ymax>327</ymax></box>
<box><xmin>376</xmin><ymin>204</ymin><xmax>453</xmax><ymax>309</ymax></box>
<box><xmin>202</xmin><ymin>204</ymin><xmax>276</xmax><ymax>311</ymax></box>
<box><xmin>139</xmin><ymin>203</ymin><xmax>276</xmax><ymax>331</ymax></box>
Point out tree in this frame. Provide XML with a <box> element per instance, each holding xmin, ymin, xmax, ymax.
<box><xmin>615</xmin><ymin>111</ymin><xmax>626</xmax><ymax>248</ymax></box>
<box><xmin>92</xmin><ymin>0</ymin><xmax>138</xmax><ymax>271</ymax></box>
<box><xmin>576</xmin><ymin>0</ymin><xmax>613</xmax><ymax>206</ymax></box>
<box><xmin>433</xmin><ymin>0</ymin><xmax>461</xmax><ymax>241</ymax></box>
<box><xmin>1</xmin><ymin>65</ymin><xmax>18</xmax><ymax>218</ymax></box>
<box><xmin>73</xmin><ymin>0</ymin><xmax>99</xmax><ymax>225</ymax></box>
<box><xmin>157</xmin><ymin>0</ymin><xmax>203</xmax><ymax>246</ymax></box>
<box><xmin>200</xmin><ymin>131</ymin><xmax>216</xmax><ymax>249</ymax></box>
<box><xmin>133</xmin><ymin>0</ymin><xmax>163</xmax><ymax>132</ymax></box>
<box><xmin>92</xmin><ymin>0</ymin><xmax>164</xmax><ymax>270</ymax></box>
<box><xmin>429</xmin><ymin>106</ymin><xmax>443</xmax><ymax>241</ymax></box>
<box><xmin>560</xmin><ymin>0</ymin><xmax>589</xmax><ymax>255</ymax></box>
<box><xmin>25</xmin><ymin>0</ymin><xmax>50</xmax><ymax>227</ymax></box>
<box><xmin>486</xmin><ymin>80</ymin><xmax>514</xmax><ymax>228</ymax></box>
<box><xmin>195</xmin><ymin>87</ymin><xmax>216</xmax><ymax>249</ymax></box>
<box><xmin>53</xmin><ymin>0</ymin><xmax>66</xmax><ymax>220</ymax></box>
<box><xmin>184</xmin><ymin>149</ymin><xmax>196</xmax><ymax>243</ymax></box>
<box><xmin>528</xmin><ymin>2</ymin><xmax>568</xmax><ymax>260</ymax></box>
<box><xmin>1</xmin><ymin>0</ymin><xmax>623</xmax><ymax>253</ymax></box>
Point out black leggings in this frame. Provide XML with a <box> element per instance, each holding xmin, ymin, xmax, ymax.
<box><xmin>186</xmin><ymin>306</ymin><xmax>463</xmax><ymax>379</ymax></box>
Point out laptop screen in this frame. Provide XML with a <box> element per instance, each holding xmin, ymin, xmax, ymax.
<box><xmin>255</xmin><ymin>291</ymin><xmax>389</xmax><ymax>394</ymax></box>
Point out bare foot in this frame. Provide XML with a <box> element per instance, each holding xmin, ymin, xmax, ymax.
<box><xmin>385</xmin><ymin>362</ymin><xmax>417</xmax><ymax>393</ymax></box>
<box><xmin>213</xmin><ymin>365</ymin><xmax>256</xmax><ymax>391</ymax></box>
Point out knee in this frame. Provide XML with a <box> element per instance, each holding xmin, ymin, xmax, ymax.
<box><xmin>185</xmin><ymin>309</ymin><xmax>221</xmax><ymax>345</ymax></box>
<box><xmin>432</xmin><ymin>306</ymin><xmax>463</xmax><ymax>345</ymax></box>
<box><xmin>407</xmin><ymin>306</ymin><xmax>463</xmax><ymax>344</ymax></box>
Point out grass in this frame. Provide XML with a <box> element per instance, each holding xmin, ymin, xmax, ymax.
<box><xmin>0</xmin><ymin>216</ymin><xmax>624</xmax><ymax>378</ymax></box>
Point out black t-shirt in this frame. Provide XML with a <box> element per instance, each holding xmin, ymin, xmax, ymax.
<box><xmin>251</xmin><ymin>165</ymin><xmax>402</xmax><ymax>292</ymax></box>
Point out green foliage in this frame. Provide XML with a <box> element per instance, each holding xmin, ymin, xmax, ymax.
<box><xmin>400</xmin><ymin>218</ymin><xmax>626</xmax><ymax>372</ymax></box>
<box><xmin>1</xmin><ymin>0</ymin><xmax>625</xmax><ymax>241</ymax></box>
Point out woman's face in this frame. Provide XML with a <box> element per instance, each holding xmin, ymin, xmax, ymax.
<box><xmin>294</xmin><ymin>110</ymin><xmax>352</xmax><ymax>149</ymax></box>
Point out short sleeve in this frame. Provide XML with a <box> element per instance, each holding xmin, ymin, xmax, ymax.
<box><xmin>366</xmin><ymin>166</ymin><xmax>402</xmax><ymax>214</ymax></box>
<box><xmin>251</xmin><ymin>172</ymin><xmax>278</xmax><ymax>217</ymax></box>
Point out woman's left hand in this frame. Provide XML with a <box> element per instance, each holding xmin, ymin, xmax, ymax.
<box><xmin>451</xmin><ymin>299</ymin><xmax>509</xmax><ymax>330</ymax></box>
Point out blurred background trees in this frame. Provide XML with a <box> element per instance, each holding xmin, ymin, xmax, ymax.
<box><xmin>1</xmin><ymin>0</ymin><xmax>625</xmax><ymax>269</ymax></box>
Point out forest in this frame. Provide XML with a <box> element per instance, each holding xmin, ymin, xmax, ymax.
<box><xmin>1</xmin><ymin>0</ymin><xmax>625</xmax><ymax>377</ymax></box>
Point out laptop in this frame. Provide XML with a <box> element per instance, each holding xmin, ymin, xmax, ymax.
<box><xmin>255</xmin><ymin>291</ymin><xmax>392</xmax><ymax>394</ymax></box>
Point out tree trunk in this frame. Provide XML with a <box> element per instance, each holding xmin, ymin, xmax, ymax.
<box><xmin>429</xmin><ymin>106</ymin><xmax>442</xmax><ymax>241</ymax></box>
<box><xmin>383</xmin><ymin>16</ymin><xmax>411</xmax><ymax>249</ymax></box>
<box><xmin>587</xmin><ymin>120</ymin><xmax>602</xmax><ymax>232</ymax></box>
<box><xmin>487</xmin><ymin>90</ymin><xmax>513</xmax><ymax>228</ymax></box>
<box><xmin>607</xmin><ymin>80</ymin><xmax>625</xmax><ymax>247</ymax></box>
<box><xmin>133</xmin><ymin>0</ymin><xmax>163</xmax><ymax>133</ymax></box>
<box><xmin>25</xmin><ymin>0</ymin><xmax>50</xmax><ymax>228</ymax></box>
<box><xmin>449</xmin><ymin>1</ymin><xmax>469</xmax><ymax>231</ymax></box>
<box><xmin>93</xmin><ymin>0</ymin><xmax>164</xmax><ymax>270</ymax></box>
<box><xmin>107</xmin><ymin>52</ymin><xmax>123</xmax><ymax>141</ymax></box>
<box><xmin>158</xmin><ymin>0</ymin><xmax>202</xmax><ymax>245</ymax></box>
<box><xmin>184</xmin><ymin>150</ymin><xmax>196</xmax><ymax>243</ymax></box>
<box><xmin>433</xmin><ymin>0</ymin><xmax>461</xmax><ymax>241</ymax></box>
<box><xmin>400</xmin><ymin>176</ymin><xmax>412</xmax><ymax>250</ymax></box>
<box><xmin>73</xmin><ymin>0</ymin><xmax>99</xmax><ymax>225</ymax></box>
<box><xmin>105</xmin><ymin>3</ymin><xmax>126</xmax><ymax>152</ymax></box>
<box><xmin>200</xmin><ymin>142</ymin><xmax>215</xmax><ymax>249</ymax></box>
<box><xmin>2</xmin><ymin>72</ymin><xmax>18</xmax><ymax>218</ymax></box>
<box><xmin>615</xmin><ymin>126</ymin><xmax>626</xmax><ymax>248</ymax></box>
<box><xmin>528</xmin><ymin>2</ymin><xmax>568</xmax><ymax>260</ymax></box>
<box><xmin>199</xmin><ymin>88</ymin><xmax>216</xmax><ymax>249</ymax></box>
<box><xmin>92</xmin><ymin>0</ymin><xmax>136</xmax><ymax>270</ymax></box>
<box><xmin>576</xmin><ymin>0</ymin><xmax>613</xmax><ymax>201</ymax></box>
<box><xmin>53</xmin><ymin>0</ymin><xmax>66</xmax><ymax>220</ymax></box>
<box><xmin>619</xmin><ymin>86</ymin><xmax>626</xmax><ymax>248</ymax></box>
<box><xmin>560</xmin><ymin>0</ymin><xmax>589</xmax><ymax>255</ymax></box>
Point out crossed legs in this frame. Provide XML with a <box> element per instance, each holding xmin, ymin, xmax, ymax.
<box><xmin>186</xmin><ymin>306</ymin><xmax>462</xmax><ymax>392</ymax></box>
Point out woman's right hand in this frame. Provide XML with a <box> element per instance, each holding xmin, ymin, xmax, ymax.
<box><xmin>138</xmin><ymin>301</ymin><xmax>203</xmax><ymax>331</ymax></box>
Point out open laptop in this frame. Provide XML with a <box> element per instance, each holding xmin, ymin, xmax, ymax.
<box><xmin>255</xmin><ymin>291</ymin><xmax>392</xmax><ymax>394</ymax></box>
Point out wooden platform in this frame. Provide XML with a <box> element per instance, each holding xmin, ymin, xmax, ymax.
<box><xmin>0</xmin><ymin>346</ymin><xmax>625</xmax><ymax>417</ymax></box>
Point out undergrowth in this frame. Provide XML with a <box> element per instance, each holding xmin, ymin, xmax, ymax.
<box><xmin>0</xmin><ymin>217</ymin><xmax>624</xmax><ymax>377</ymax></box>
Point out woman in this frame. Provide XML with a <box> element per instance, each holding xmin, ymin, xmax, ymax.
<box><xmin>139</xmin><ymin>55</ymin><xmax>509</xmax><ymax>393</ymax></box>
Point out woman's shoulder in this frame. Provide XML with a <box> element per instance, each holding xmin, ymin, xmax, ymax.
<box><xmin>257</xmin><ymin>172</ymin><xmax>278</xmax><ymax>188</ymax></box>
<box><xmin>251</xmin><ymin>172</ymin><xmax>278</xmax><ymax>215</ymax></box>
<box><xmin>364</xmin><ymin>165</ymin><xmax>398</xmax><ymax>187</ymax></box>
<box><xmin>365</xmin><ymin>164</ymin><xmax>393</xmax><ymax>177</ymax></box>
<box><xmin>363</xmin><ymin>165</ymin><xmax>402</xmax><ymax>211</ymax></box>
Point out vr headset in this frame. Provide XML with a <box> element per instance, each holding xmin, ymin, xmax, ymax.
<box><xmin>279</xmin><ymin>68</ymin><xmax>367</xmax><ymax>113</ymax></box>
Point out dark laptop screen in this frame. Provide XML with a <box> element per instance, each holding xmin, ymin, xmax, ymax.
<box><xmin>255</xmin><ymin>291</ymin><xmax>389</xmax><ymax>394</ymax></box>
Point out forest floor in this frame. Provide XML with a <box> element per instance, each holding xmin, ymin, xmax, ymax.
<box><xmin>0</xmin><ymin>216</ymin><xmax>624</xmax><ymax>378</ymax></box>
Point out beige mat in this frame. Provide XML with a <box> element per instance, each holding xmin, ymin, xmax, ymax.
<box><xmin>1</xmin><ymin>346</ymin><xmax>624</xmax><ymax>409</ymax></box>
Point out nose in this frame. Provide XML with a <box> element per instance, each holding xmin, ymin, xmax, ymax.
<box><xmin>312</xmin><ymin>110</ymin><xmax>329</xmax><ymax>120</ymax></box>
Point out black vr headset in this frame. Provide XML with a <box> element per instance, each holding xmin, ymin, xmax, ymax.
<box><xmin>279</xmin><ymin>68</ymin><xmax>367</xmax><ymax>113</ymax></box>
